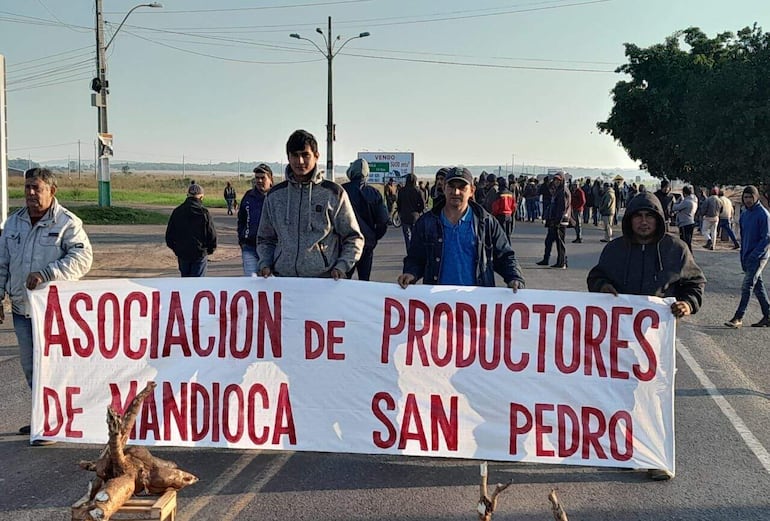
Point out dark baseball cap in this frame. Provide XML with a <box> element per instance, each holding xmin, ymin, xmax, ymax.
<box><xmin>253</xmin><ymin>163</ymin><xmax>273</xmax><ymax>176</ymax></box>
<box><xmin>444</xmin><ymin>167</ymin><xmax>473</xmax><ymax>185</ymax></box>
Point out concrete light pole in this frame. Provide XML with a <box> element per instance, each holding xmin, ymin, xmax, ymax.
<box><xmin>291</xmin><ymin>17</ymin><xmax>369</xmax><ymax>181</ymax></box>
<box><xmin>93</xmin><ymin>0</ymin><xmax>162</xmax><ymax>207</ymax></box>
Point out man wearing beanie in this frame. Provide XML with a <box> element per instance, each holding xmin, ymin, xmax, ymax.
<box><xmin>165</xmin><ymin>183</ymin><xmax>217</xmax><ymax>277</ymax></box>
<box><xmin>342</xmin><ymin>158</ymin><xmax>389</xmax><ymax>280</ymax></box>
<box><xmin>725</xmin><ymin>185</ymin><xmax>770</xmax><ymax>328</ymax></box>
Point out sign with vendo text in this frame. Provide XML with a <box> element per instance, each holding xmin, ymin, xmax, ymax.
<box><xmin>356</xmin><ymin>152</ymin><xmax>414</xmax><ymax>184</ymax></box>
<box><xmin>28</xmin><ymin>277</ymin><xmax>677</xmax><ymax>473</ymax></box>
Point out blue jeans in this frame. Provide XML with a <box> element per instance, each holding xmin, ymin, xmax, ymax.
<box><xmin>241</xmin><ymin>244</ymin><xmax>259</xmax><ymax>276</ymax></box>
<box><xmin>178</xmin><ymin>257</ymin><xmax>208</xmax><ymax>277</ymax></box>
<box><xmin>718</xmin><ymin>218</ymin><xmax>739</xmax><ymax>245</ymax></box>
<box><xmin>734</xmin><ymin>257</ymin><xmax>770</xmax><ymax>319</ymax></box>
<box><xmin>226</xmin><ymin>198</ymin><xmax>235</xmax><ymax>215</ymax></box>
<box><xmin>13</xmin><ymin>313</ymin><xmax>34</xmax><ymax>389</ymax></box>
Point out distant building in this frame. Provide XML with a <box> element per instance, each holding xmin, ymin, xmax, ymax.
<box><xmin>8</xmin><ymin>167</ymin><xmax>24</xmax><ymax>177</ymax></box>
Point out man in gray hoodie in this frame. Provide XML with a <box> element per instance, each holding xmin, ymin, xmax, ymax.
<box><xmin>257</xmin><ymin>130</ymin><xmax>363</xmax><ymax>279</ymax></box>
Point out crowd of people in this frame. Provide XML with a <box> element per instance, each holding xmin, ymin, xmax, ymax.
<box><xmin>2</xmin><ymin>132</ymin><xmax>769</xmax><ymax>468</ymax></box>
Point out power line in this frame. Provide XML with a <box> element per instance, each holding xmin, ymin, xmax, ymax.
<box><xmin>5</xmin><ymin>46</ymin><xmax>92</xmax><ymax>69</ymax></box>
<box><xmin>7</xmin><ymin>72</ymin><xmax>92</xmax><ymax>93</ymax></box>
<box><xmin>9</xmin><ymin>141</ymin><xmax>81</xmax><ymax>151</ymax></box>
<box><xmin>342</xmin><ymin>51</ymin><xmax>615</xmax><ymax>73</ymax></box>
<box><xmin>123</xmin><ymin>29</ymin><xmax>325</xmax><ymax>65</ymax></box>
<box><xmin>107</xmin><ymin>0</ymin><xmax>373</xmax><ymax>15</ymax></box>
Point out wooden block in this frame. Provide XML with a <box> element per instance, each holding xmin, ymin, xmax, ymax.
<box><xmin>72</xmin><ymin>490</ymin><xmax>177</xmax><ymax>521</ymax></box>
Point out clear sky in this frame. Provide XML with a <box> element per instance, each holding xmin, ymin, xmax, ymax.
<box><xmin>1</xmin><ymin>0</ymin><xmax>767</xmax><ymax>171</ymax></box>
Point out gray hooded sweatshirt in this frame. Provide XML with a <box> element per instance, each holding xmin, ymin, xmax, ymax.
<box><xmin>257</xmin><ymin>165</ymin><xmax>363</xmax><ymax>278</ymax></box>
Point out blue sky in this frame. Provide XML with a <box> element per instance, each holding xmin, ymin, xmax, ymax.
<box><xmin>1</xmin><ymin>0</ymin><xmax>767</xmax><ymax>171</ymax></box>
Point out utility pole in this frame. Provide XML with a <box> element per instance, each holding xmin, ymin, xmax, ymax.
<box><xmin>94</xmin><ymin>0</ymin><xmax>111</xmax><ymax>206</ymax></box>
<box><xmin>1</xmin><ymin>54</ymin><xmax>8</xmax><ymax>228</ymax></box>
<box><xmin>325</xmin><ymin>16</ymin><xmax>334</xmax><ymax>181</ymax></box>
<box><xmin>290</xmin><ymin>18</ymin><xmax>369</xmax><ymax>182</ymax></box>
<box><xmin>92</xmin><ymin>1</ymin><xmax>162</xmax><ymax>206</ymax></box>
<box><xmin>78</xmin><ymin>139</ymin><xmax>81</xmax><ymax>179</ymax></box>
<box><xmin>182</xmin><ymin>154</ymin><xmax>185</xmax><ymax>176</ymax></box>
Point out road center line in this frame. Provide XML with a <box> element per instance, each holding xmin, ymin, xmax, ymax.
<box><xmin>677</xmin><ymin>339</ymin><xmax>770</xmax><ymax>473</ymax></box>
<box><xmin>177</xmin><ymin>451</ymin><xmax>262</xmax><ymax>521</ymax></box>
<box><xmin>218</xmin><ymin>451</ymin><xmax>293</xmax><ymax>521</ymax></box>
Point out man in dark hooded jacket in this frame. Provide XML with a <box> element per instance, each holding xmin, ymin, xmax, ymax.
<box><xmin>342</xmin><ymin>158</ymin><xmax>389</xmax><ymax>280</ymax></box>
<box><xmin>587</xmin><ymin>192</ymin><xmax>706</xmax><ymax>481</ymax></box>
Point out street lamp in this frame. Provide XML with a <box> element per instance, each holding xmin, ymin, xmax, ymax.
<box><xmin>291</xmin><ymin>16</ymin><xmax>369</xmax><ymax>181</ymax></box>
<box><xmin>92</xmin><ymin>1</ymin><xmax>162</xmax><ymax>207</ymax></box>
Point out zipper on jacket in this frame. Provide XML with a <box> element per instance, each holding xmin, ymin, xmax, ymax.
<box><xmin>294</xmin><ymin>183</ymin><xmax>304</xmax><ymax>277</ymax></box>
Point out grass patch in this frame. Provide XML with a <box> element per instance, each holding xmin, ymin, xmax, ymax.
<box><xmin>69</xmin><ymin>206</ymin><xmax>170</xmax><ymax>225</ymax></box>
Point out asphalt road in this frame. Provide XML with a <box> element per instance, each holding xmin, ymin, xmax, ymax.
<box><xmin>0</xmin><ymin>208</ymin><xmax>768</xmax><ymax>521</ymax></box>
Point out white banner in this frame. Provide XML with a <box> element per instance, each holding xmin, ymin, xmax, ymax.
<box><xmin>28</xmin><ymin>277</ymin><xmax>676</xmax><ymax>472</ymax></box>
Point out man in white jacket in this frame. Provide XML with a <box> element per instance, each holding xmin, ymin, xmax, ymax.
<box><xmin>0</xmin><ymin>168</ymin><xmax>93</xmax><ymax>439</ymax></box>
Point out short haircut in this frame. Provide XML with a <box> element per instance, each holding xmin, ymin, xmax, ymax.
<box><xmin>682</xmin><ymin>185</ymin><xmax>692</xmax><ymax>196</ymax></box>
<box><xmin>286</xmin><ymin>129</ymin><xmax>318</xmax><ymax>156</ymax></box>
<box><xmin>24</xmin><ymin>167</ymin><xmax>57</xmax><ymax>189</ymax></box>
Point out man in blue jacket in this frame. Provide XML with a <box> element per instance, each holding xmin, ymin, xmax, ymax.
<box><xmin>238</xmin><ymin>163</ymin><xmax>272</xmax><ymax>276</ymax></box>
<box><xmin>725</xmin><ymin>185</ymin><xmax>770</xmax><ymax>328</ymax></box>
<box><xmin>397</xmin><ymin>167</ymin><xmax>524</xmax><ymax>291</ymax></box>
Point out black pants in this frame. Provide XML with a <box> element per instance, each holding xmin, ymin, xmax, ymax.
<box><xmin>679</xmin><ymin>223</ymin><xmax>695</xmax><ymax>252</ymax></box>
<box><xmin>347</xmin><ymin>246</ymin><xmax>375</xmax><ymax>281</ymax></box>
<box><xmin>543</xmin><ymin>225</ymin><xmax>567</xmax><ymax>265</ymax></box>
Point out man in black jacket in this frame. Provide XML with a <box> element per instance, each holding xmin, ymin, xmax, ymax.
<box><xmin>342</xmin><ymin>159</ymin><xmax>389</xmax><ymax>281</ymax></box>
<box><xmin>587</xmin><ymin>192</ymin><xmax>706</xmax><ymax>481</ymax></box>
<box><xmin>165</xmin><ymin>183</ymin><xmax>217</xmax><ymax>277</ymax></box>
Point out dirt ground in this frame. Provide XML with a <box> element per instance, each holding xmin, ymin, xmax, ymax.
<box><xmin>83</xmin><ymin>208</ymin><xmax>244</xmax><ymax>280</ymax></box>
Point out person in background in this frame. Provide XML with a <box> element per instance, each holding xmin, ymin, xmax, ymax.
<box><xmin>672</xmin><ymin>185</ymin><xmax>698</xmax><ymax>252</ymax></box>
<box><xmin>166</xmin><ymin>183</ymin><xmax>217</xmax><ymax>277</ymax></box>
<box><xmin>237</xmin><ymin>163</ymin><xmax>273</xmax><ymax>276</ymax></box>
<box><xmin>430</xmin><ymin>168</ymin><xmax>447</xmax><ymax>208</ymax></box>
<box><xmin>342</xmin><ymin>159</ymin><xmax>389</xmax><ymax>281</ymax></box>
<box><xmin>701</xmin><ymin>187</ymin><xmax>723</xmax><ymax>250</ymax></box>
<box><xmin>599</xmin><ymin>182</ymin><xmax>616</xmax><ymax>242</ymax></box>
<box><xmin>257</xmin><ymin>129</ymin><xmax>363</xmax><ymax>279</ymax></box>
<box><xmin>724</xmin><ymin>185</ymin><xmax>770</xmax><ymax>328</ymax></box>
<box><xmin>536</xmin><ymin>172</ymin><xmax>570</xmax><ymax>269</ymax></box>
<box><xmin>587</xmin><ymin>192</ymin><xmax>706</xmax><ymax>480</ymax></box>
<box><xmin>398</xmin><ymin>167</ymin><xmax>524</xmax><ymax>291</ymax></box>
<box><xmin>582</xmin><ymin>177</ymin><xmax>593</xmax><ymax>224</ymax></box>
<box><xmin>570</xmin><ymin>182</ymin><xmax>586</xmax><ymax>243</ymax></box>
<box><xmin>490</xmin><ymin>177</ymin><xmax>515</xmax><ymax>240</ymax></box>
<box><xmin>396</xmin><ymin>173</ymin><xmax>425</xmax><ymax>250</ymax></box>
<box><xmin>223</xmin><ymin>181</ymin><xmax>237</xmax><ymax>215</ymax></box>
<box><xmin>653</xmin><ymin>179</ymin><xmax>674</xmax><ymax>230</ymax></box>
<box><xmin>717</xmin><ymin>189</ymin><xmax>740</xmax><ymax>250</ymax></box>
<box><xmin>0</xmin><ymin>168</ymin><xmax>93</xmax><ymax>441</ymax></box>
<box><xmin>523</xmin><ymin>178</ymin><xmax>539</xmax><ymax>222</ymax></box>
<box><xmin>384</xmin><ymin>177</ymin><xmax>398</xmax><ymax>220</ymax></box>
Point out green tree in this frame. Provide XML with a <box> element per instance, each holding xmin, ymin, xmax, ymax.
<box><xmin>598</xmin><ymin>25</ymin><xmax>770</xmax><ymax>186</ymax></box>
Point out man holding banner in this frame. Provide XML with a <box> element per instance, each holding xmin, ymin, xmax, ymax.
<box><xmin>587</xmin><ymin>191</ymin><xmax>706</xmax><ymax>480</ymax></box>
<box><xmin>0</xmin><ymin>168</ymin><xmax>93</xmax><ymax>439</ymax></box>
<box><xmin>397</xmin><ymin>166</ymin><xmax>524</xmax><ymax>290</ymax></box>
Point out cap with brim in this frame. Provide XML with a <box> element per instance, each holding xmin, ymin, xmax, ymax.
<box><xmin>444</xmin><ymin>167</ymin><xmax>473</xmax><ymax>185</ymax></box>
<box><xmin>253</xmin><ymin>163</ymin><xmax>273</xmax><ymax>176</ymax></box>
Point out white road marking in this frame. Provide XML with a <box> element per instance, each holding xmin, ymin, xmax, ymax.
<box><xmin>677</xmin><ymin>339</ymin><xmax>770</xmax><ymax>473</ymax></box>
<box><xmin>218</xmin><ymin>451</ymin><xmax>293</xmax><ymax>521</ymax></box>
